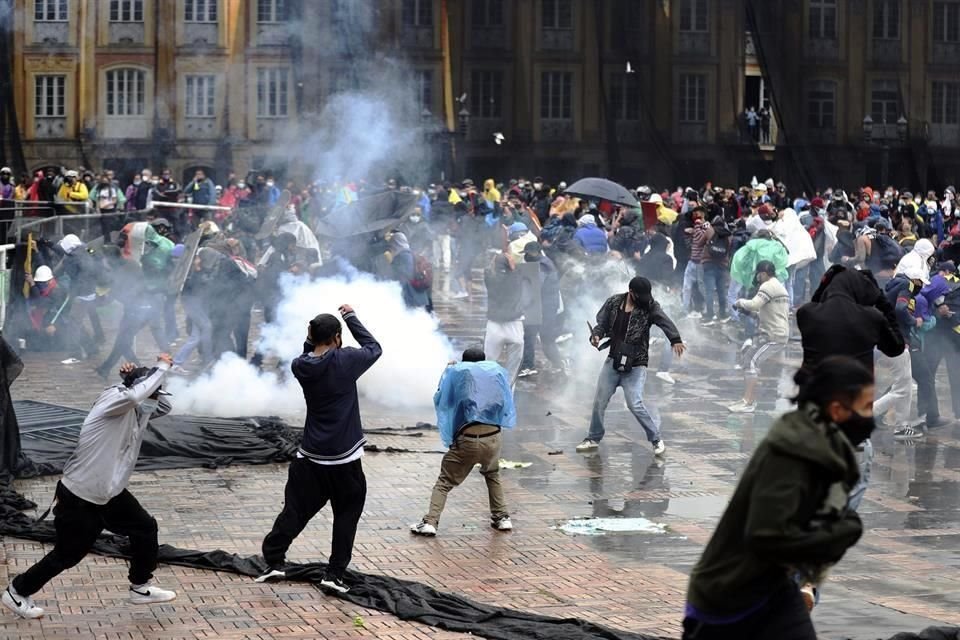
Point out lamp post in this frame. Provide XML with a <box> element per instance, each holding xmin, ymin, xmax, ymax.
<box><xmin>863</xmin><ymin>114</ymin><xmax>908</xmax><ymax>188</ymax></box>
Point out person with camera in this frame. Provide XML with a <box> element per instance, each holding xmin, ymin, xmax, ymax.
<box><xmin>576</xmin><ymin>276</ymin><xmax>686</xmax><ymax>455</ymax></box>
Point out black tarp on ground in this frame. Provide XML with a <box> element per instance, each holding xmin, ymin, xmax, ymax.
<box><xmin>2</xmin><ymin>402</ymin><xmax>958</xmax><ymax>639</ymax></box>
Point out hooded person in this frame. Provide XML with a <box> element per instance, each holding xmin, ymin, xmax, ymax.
<box><xmin>573</xmin><ymin>213</ymin><xmax>608</xmax><ymax>255</ymax></box>
<box><xmin>798</xmin><ymin>266</ymin><xmax>904</xmax><ymax>373</ymax></box>
<box><xmin>277</xmin><ymin>205</ymin><xmax>322</xmax><ymax>265</ymax></box>
<box><xmin>577</xmin><ymin>276</ymin><xmax>686</xmax><ymax>456</ymax></box>
<box><xmin>517</xmin><ymin>241</ymin><xmax>564</xmax><ymax>377</ymax></box>
<box><xmin>636</xmin><ymin>231</ymin><xmax>676</xmax><ymax>285</ymax></box>
<box><xmin>920</xmin><ymin>266</ymin><xmax>960</xmax><ymax>426</ymax></box>
<box><xmin>506</xmin><ymin>221</ymin><xmax>537</xmax><ymax>263</ymax></box>
<box><xmin>3</xmin><ymin>357</ymin><xmax>176</xmax><ymax>620</ymax></box>
<box><xmin>771</xmin><ymin>208</ymin><xmax>817</xmax><ymax>306</ymax></box>
<box><xmin>57</xmin><ymin>233</ymin><xmax>105</xmax><ymax>352</ymax></box>
<box><xmin>893</xmin><ymin>238</ymin><xmax>935</xmax><ymax>285</ymax></box>
<box><xmin>904</xmin><ymin>274</ymin><xmax>957</xmax><ymax>432</ymax></box>
<box><xmin>482</xmin><ymin>178</ymin><xmax>501</xmax><ymax>209</ymax></box>
<box><xmin>410</xmin><ymin>347</ymin><xmax>517</xmax><ymax>537</ymax></box>
<box><xmin>729</xmin><ymin>229</ymin><xmax>789</xmax><ymax>291</ymax></box>
<box><xmin>387</xmin><ymin>231</ymin><xmax>431</xmax><ymax>311</ymax></box>
<box><xmin>483</xmin><ymin>253</ymin><xmax>526</xmax><ymax>385</ymax></box>
<box><xmin>683</xmin><ymin>356</ymin><xmax>872</xmax><ymax>640</ymax></box>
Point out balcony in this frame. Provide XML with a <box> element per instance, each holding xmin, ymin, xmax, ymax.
<box><xmin>184</xmin><ymin>117</ymin><xmax>218</xmax><ymax>139</ymax></box>
<box><xmin>677</xmin><ymin>31</ymin><xmax>710</xmax><ymax>56</ymax></box>
<box><xmin>806</xmin><ymin>38</ymin><xmax>839</xmax><ymax>61</ymax></box>
<box><xmin>472</xmin><ymin>26</ymin><xmax>507</xmax><ymax>49</ymax></box>
<box><xmin>256</xmin><ymin>22</ymin><xmax>290</xmax><ymax>47</ymax></box>
<box><xmin>108</xmin><ymin>22</ymin><xmax>145</xmax><ymax>45</ymax></box>
<box><xmin>676</xmin><ymin>123</ymin><xmax>707</xmax><ymax>143</ymax></box>
<box><xmin>33</xmin><ymin>21</ymin><xmax>69</xmax><ymax>45</ymax></box>
<box><xmin>871</xmin><ymin>39</ymin><xmax>900</xmax><ymax>63</ymax></box>
<box><xmin>400</xmin><ymin>25</ymin><xmax>434</xmax><ymax>49</ymax></box>
<box><xmin>541</xmin><ymin>27</ymin><xmax>574</xmax><ymax>51</ymax></box>
<box><xmin>932</xmin><ymin>41</ymin><xmax>960</xmax><ymax>65</ymax></box>
<box><xmin>541</xmin><ymin>119</ymin><xmax>574</xmax><ymax>141</ymax></box>
<box><xmin>184</xmin><ymin>22</ymin><xmax>218</xmax><ymax>46</ymax></box>
<box><xmin>34</xmin><ymin>117</ymin><xmax>66</xmax><ymax>139</ymax></box>
<box><xmin>929</xmin><ymin>123</ymin><xmax>960</xmax><ymax>147</ymax></box>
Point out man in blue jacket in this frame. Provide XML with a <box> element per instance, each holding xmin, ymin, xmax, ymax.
<box><xmin>256</xmin><ymin>305</ymin><xmax>382</xmax><ymax>593</ymax></box>
<box><xmin>410</xmin><ymin>348</ymin><xmax>516</xmax><ymax>537</ymax></box>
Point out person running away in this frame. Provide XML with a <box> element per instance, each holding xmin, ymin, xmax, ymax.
<box><xmin>729</xmin><ymin>260</ymin><xmax>790</xmax><ymax>413</ymax></box>
<box><xmin>683</xmin><ymin>356</ymin><xmax>874</xmax><ymax>640</ymax></box>
<box><xmin>257</xmin><ymin>305</ymin><xmax>382</xmax><ymax>594</ymax></box>
<box><xmin>577</xmin><ymin>276</ymin><xmax>686</xmax><ymax>455</ymax></box>
<box><xmin>410</xmin><ymin>347</ymin><xmax>516</xmax><ymax>537</ymax></box>
<box><xmin>3</xmin><ymin>357</ymin><xmax>177</xmax><ymax>619</ymax></box>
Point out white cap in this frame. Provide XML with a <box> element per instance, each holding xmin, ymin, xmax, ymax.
<box><xmin>0</xmin><ymin>167</ymin><xmax>11</xmax><ymax>174</ymax></box>
<box><xmin>34</xmin><ymin>265</ymin><xmax>54</xmax><ymax>282</ymax></box>
<box><xmin>648</xmin><ymin>193</ymin><xmax>663</xmax><ymax>204</ymax></box>
<box><xmin>65</xmin><ymin>169</ymin><xmax>79</xmax><ymax>178</ymax></box>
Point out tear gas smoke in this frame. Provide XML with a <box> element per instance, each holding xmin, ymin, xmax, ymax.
<box><xmin>167</xmin><ymin>272</ymin><xmax>453</xmax><ymax>417</ymax></box>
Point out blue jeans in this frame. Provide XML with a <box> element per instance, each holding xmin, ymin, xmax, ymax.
<box><xmin>681</xmin><ymin>261</ymin><xmax>700</xmax><ymax>312</ymax></box>
<box><xmin>174</xmin><ymin>296</ymin><xmax>213</xmax><ymax>367</ymax></box>
<box><xmin>847</xmin><ymin>438</ymin><xmax>873</xmax><ymax>512</ymax></box>
<box><xmin>588</xmin><ymin>359</ymin><xmax>661</xmax><ymax>443</ymax></box>
<box><xmin>701</xmin><ymin>262</ymin><xmax>728</xmax><ymax>319</ymax></box>
<box><xmin>792</xmin><ymin>264</ymin><xmax>811</xmax><ymax>307</ymax></box>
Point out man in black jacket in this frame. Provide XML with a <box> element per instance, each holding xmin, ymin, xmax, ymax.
<box><xmin>257</xmin><ymin>305</ymin><xmax>382</xmax><ymax>593</ymax></box>
<box><xmin>577</xmin><ymin>277</ymin><xmax>686</xmax><ymax>455</ymax></box>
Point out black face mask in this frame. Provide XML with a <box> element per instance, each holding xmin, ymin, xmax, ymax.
<box><xmin>525</xmin><ymin>255</ymin><xmax>541</xmax><ymax>263</ymax></box>
<box><xmin>838</xmin><ymin>411</ymin><xmax>876</xmax><ymax>446</ymax></box>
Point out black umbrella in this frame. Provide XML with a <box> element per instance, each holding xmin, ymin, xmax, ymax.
<box><xmin>563</xmin><ymin>177</ymin><xmax>639</xmax><ymax>207</ymax></box>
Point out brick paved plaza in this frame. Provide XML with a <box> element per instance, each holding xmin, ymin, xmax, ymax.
<box><xmin>3</xmin><ymin>285</ymin><xmax>960</xmax><ymax>640</ymax></box>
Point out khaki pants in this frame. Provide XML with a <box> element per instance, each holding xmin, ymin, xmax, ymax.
<box><xmin>424</xmin><ymin>430</ymin><xmax>508</xmax><ymax>526</ymax></box>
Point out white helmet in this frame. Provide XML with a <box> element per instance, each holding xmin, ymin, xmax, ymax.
<box><xmin>34</xmin><ymin>265</ymin><xmax>54</xmax><ymax>282</ymax></box>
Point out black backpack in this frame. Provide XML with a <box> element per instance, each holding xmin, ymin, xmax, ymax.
<box><xmin>707</xmin><ymin>230</ymin><xmax>730</xmax><ymax>260</ymax></box>
<box><xmin>873</xmin><ymin>233</ymin><xmax>904</xmax><ymax>269</ymax></box>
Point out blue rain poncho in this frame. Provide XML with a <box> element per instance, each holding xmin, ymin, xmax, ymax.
<box><xmin>434</xmin><ymin>361</ymin><xmax>516</xmax><ymax>447</ymax></box>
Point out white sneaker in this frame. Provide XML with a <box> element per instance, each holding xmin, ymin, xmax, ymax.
<box><xmin>652</xmin><ymin>440</ymin><xmax>666</xmax><ymax>456</ymax></box>
<box><xmin>2</xmin><ymin>586</ymin><xmax>44</xmax><ymax>619</ymax></box>
<box><xmin>410</xmin><ymin>521</ymin><xmax>437</xmax><ymax>536</ymax></box>
<box><xmin>319</xmin><ymin>573</ymin><xmax>350</xmax><ymax>594</ymax></box>
<box><xmin>655</xmin><ymin>371</ymin><xmax>676</xmax><ymax>384</ymax></box>
<box><xmin>729</xmin><ymin>401</ymin><xmax>756</xmax><ymax>414</ymax></box>
<box><xmin>129</xmin><ymin>583</ymin><xmax>177</xmax><ymax>604</ymax></box>
<box><xmin>554</xmin><ymin>333</ymin><xmax>573</xmax><ymax>344</ymax></box>
<box><xmin>517</xmin><ymin>368</ymin><xmax>538</xmax><ymax>378</ymax></box>
<box><xmin>686</xmin><ymin>311</ymin><xmax>703</xmax><ymax>319</ymax></box>
<box><xmin>491</xmin><ymin>516</ymin><xmax>513</xmax><ymax>531</ymax></box>
<box><xmin>451</xmin><ymin>291</ymin><xmax>469</xmax><ymax>300</ymax></box>
<box><xmin>254</xmin><ymin>567</ymin><xmax>287</xmax><ymax>583</ymax></box>
<box><xmin>575</xmin><ymin>438</ymin><xmax>599</xmax><ymax>452</ymax></box>
<box><xmin>169</xmin><ymin>365</ymin><xmax>191</xmax><ymax>375</ymax></box>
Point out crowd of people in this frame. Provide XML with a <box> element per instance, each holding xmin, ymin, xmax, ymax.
<box><xmin>3</xmin><ymin>165</ymin><xmax>960</xmax><ymax>638</ymax></box>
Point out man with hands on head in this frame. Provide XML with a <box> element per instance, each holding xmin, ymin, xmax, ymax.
<box><xmin>257</xmin><ymin>304</ymin><xmax>382</xmax><ymax>595</ymax></box>
<box><xmin>3</xmin><ymin>355</ymin><xmax>176</xmax><ymax>620</ymax></box>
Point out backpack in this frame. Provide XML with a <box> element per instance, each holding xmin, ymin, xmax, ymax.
<box><xmin>873</xmin><ymin>233</ymin><xmax>904</xmax><ymax>269</ymax></box>
<box><xmin>410</xmin><ymin>254</ymin><xmax>433</xmax><ymax>291</ymax></box>
<box><xmin>707</xmin><ymin>230</ymin><xmax>730</xmax><ymax>261</ymax></box>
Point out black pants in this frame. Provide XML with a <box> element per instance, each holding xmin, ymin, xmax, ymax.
<box><xmin>925</xmin><ymin>331</ymin><xmax>960</xmax><ymax>418</ymax></box>
<box><xmin>97</xmin><ymin>298</ymin><xmax>168</xmax><ymax>375</ymax></box>
<box><xmin>262</xmin><ymin>458</ymin><xmax>366</xmax><ymax>578</ymax></box>
<box><xmin>682</xmin><ymin>586</ymin><xmax>815</xmax><ymax>640</ymax></box>
<box><xmin>911</xmin><ymin>345</ymin><xmax>939</xmax><ymax>424</ymax></box>
<box><xmin>13</xmin><ymin>483</ymin><xmax>158</xmax><ymax>596</ymax></box>
<box><xmin>521</xmin><ymin>323</ymin><xmax>563</xmax><ymax>370</ymax></box>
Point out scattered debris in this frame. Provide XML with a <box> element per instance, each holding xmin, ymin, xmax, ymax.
<box><xmin>545</xmin><ymin>411</ymin><xmax>552</xmax><ymax>416</ymax></box>
<box><xmin>60</xmin><ymin>358</ymin><xmax>81</xmax><ymax>365</ymax></box>
<box><xmin>547</xmin><ymin>450</ymin><xmax>563</xmax><ymax>455</ymax></box>
<box><xmin>353</xmin><ymin>615</ymin><xmax>366</xmax><ymax>629</ymax></box>
<box><xmin>553</xmin><ymin>517</ymin><xmax>668</xmax><ymax>536</ymax></box>
<box><xmin>499</xmin><ymin>459</ymin><xmax>532</xmax><ymax>469</ymax></box>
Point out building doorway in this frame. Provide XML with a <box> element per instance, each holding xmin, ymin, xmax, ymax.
<box><xmin>743</xmin><ymin>75</ymin><xmax>776</xmax><ymax>146</ymax></box>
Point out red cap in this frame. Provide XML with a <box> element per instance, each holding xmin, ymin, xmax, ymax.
<box><xmin>811</xmin><ymin>197</ymin><xmax>825</xmax><ymax>209</ymax></box>
<box><xmin>757</xmin><ymin>203</ymin><xmax>773</xmax><ymax>217</ymax></box>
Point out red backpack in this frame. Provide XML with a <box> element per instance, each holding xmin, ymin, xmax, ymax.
<box><xmin>410</xmin><ymin>254</ymin><xmax>433</xmax><ymax>291</ymax></box>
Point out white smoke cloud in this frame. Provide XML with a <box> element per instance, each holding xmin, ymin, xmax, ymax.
<box><xmin>167</xmin><ymin>271</ymin><xmax>454</xmax><ymax>417</ymax></box>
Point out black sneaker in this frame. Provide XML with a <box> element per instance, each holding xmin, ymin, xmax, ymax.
<box><xmin>319</xmin><ymin>573</ymin><xmax>349</xmax><ymax>594</ymax></box>
<box><xmin>893</xmin><ymin>426</ymin><xmax>925</xmax><ymax>441</ymax></box>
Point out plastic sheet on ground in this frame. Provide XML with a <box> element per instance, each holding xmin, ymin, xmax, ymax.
<box><xmin>554</xmin><ymin>517</ymin><xmax>668</xmax><ymax>536</ymax></box>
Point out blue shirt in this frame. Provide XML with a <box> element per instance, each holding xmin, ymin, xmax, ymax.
<box><xmin>433</xmin><ymin>361</ymin><xmax>516</xmax><ymax>447</ymax></box>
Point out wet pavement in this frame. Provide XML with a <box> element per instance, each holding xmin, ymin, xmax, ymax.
<box><xmin>3</xmin><ymin>271</ymin><xmax>960</xmax><ymax>639</ymax></box>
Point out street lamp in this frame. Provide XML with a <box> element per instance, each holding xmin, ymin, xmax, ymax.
<box><xmin>863</xmin><ymin>113</ymin><xmax>907</xmax><ymax>188</ymax></box>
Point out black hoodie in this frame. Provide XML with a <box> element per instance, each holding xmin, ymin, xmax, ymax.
<box><xmin>293</xmin><ymin>312</ymin><xmax>382</xmax><ymax>464</ymax></box>
<box><xmin>796</xmin><ymin>269</ymin><xmax>904</xmax><ymax>371</ymax></box>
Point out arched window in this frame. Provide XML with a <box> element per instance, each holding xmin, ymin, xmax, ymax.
<box><xmin>106</xmin><ymin>68</ymin><xmax>146</xmax><ymax>116</ymax></box>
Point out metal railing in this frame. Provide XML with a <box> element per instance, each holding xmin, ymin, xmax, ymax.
<box><xmin>0</xmin><ymin>243</ymin><xmax>13</xmax><ymax>331</ymax></box>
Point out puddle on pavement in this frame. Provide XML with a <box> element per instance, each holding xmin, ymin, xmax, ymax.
<box><xmin>665</xmin><ymin>495</ymin><xmax>728</xmax><ymax>520</ymax></box>
<box><xmin>554</xmin><ymin>517</ymin><xmax>668</xmax><ymax>536</ymax></box>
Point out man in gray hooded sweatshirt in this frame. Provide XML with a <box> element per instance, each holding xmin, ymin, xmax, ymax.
<box><xmin>2</xmin><ymin>356</ymin><xmax>177</xmax><ymax>619</ymax></box>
